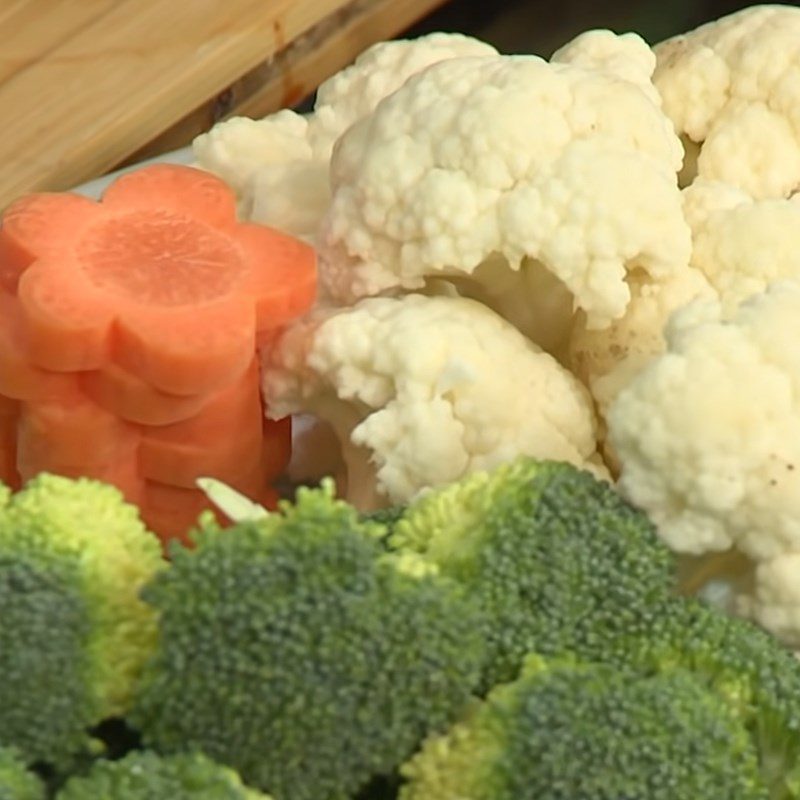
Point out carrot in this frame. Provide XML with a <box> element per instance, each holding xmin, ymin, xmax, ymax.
<box><xmin>16</xmin><ymin>385</ymin><xmax>139</xmax><ymax>471</ymax></box>
<box><xmin>0</xmin><ymin>292</ymin><xmax>75</xmax><ymax>401</ymax></box>
<box><xmin>6</xmin><ymin>164</ymin><xmax>317</xmax><ymax>396</ymax></box>
<box><xmin>138</xmin><ymin>359</ymin><xmax>263</xmax><ymax>487</ymax></box>
<box><xmin>0</xmin><ymin>396</ymin><xmax>19</xmax><ymax>489</ymax></box>
<box><xmin>79</xmin><ymin>363</ymin><xmax>216</xmax><ymax>426</ymax></box>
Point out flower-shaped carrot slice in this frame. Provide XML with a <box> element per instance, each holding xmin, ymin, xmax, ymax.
<box><xmin>4</xmin><ymin>164</ymin><xmax>317</xmax><ymax>394</ymax></box>
<box><xmin>16</xmin><ymin>385</ymin><xmax>139</xmax><ymax>470</ymax></box>
<box><xmin>0</xmin><ymin>292</ymin><xmax>75</xmax><ymax>401</ymax></box>
<box><xmin>79</xmin><ymin>362</ymin><xmax>217</xmax><ymax>426</ymax></box>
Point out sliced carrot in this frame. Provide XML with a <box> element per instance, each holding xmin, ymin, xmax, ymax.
<box><xmin>110</xmin><ymin>298</ymin><xmax>255</xmax><ymax>396</ymax></box>
<box><xmin>140</xmin><ymin>482</ymin><xmax>221</xmax><ymax>547</ymax></box>
<box><xmin>141</xmin><ymin>358</ymin><xmax>260</xmax><ymax>445</ymax></box>
<box><xmin>0</xmin><ymin>401</ymin><xmax>20</xmax><ymax>490</ymax></box>
<box><xmin>0</xmin><ymin>292</ymin><xmax>77</xmax><ymax>401</ymax></box>
<box><xmin>0</xmin><ymin>192</ymin><xmax>100</xmax><ymax>294</ymax></box>
<box><xmin>236</xmin><ymin>223</ymin><xmax>317</xmax><ymax>332</ymax></box>
<box><xmin>4</xmin><ymin>164</ymin><xmax>316</xmax><ymax>400</ymax></box>
<box><xmin>16</xmin><ymin>385</ymin><xmax>139</xmax><ymax>470</ymax></box>
<box><xmin>17</xmin><ymin>259</ymin><xmax>114</xmax><ymax>371</ymax></box>
<box><xmin>260</xmin><ymin>416</ymin><xmax>293</xmax><ymax>483</ymax></box>
<box><xmin>101</xmin><ymin>164</ymin><xmax>238</xmax><ymax>233</ymax></box>
<box><xmin>79</xmin><ymin>362</ymin><xmax>215</xmax><ymax>426</ymax></box>
<box><xmin>138</xmin><ymin>359</ymin><xmax>264</xmax><ymax>486</ymax></box>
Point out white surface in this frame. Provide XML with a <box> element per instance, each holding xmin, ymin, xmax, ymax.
<box><xmin>74</xmin><ymin>146</ymin><xmax>194</xmax><ymax>199</ymax></box>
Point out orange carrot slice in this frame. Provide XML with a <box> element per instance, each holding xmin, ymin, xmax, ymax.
<box><xmin>140</xmin><ymin>482</ymin><xmax>221</xmax><ymax>547</ymax></box>
<box><xmin>139</xmin><ymin>359</ymin><xmax>263</xmax><ymax>486</ymax></box>
<box><xmin>101</xmin><ymin>164</ymin><xmax>238</xmax><ymax>233</ymax></box>
<box><xmin>0</xmin><ymin>192</ymin><xmax>99</xmax><ymax>293</ymax></box>
<box><xmin>236</xmin><ymin>223</ymin><xmax>317</xmax><ymax>332</ymax></box>
<box><xmin>79</xmin><ymin>362</ymin><xmax>215</xmax><ymax>426</ymax></box>
<box><xmin>16</xmin><ymin>385</ymin><xmax>139</xmax><ymax>471</ymax></box>
<box><xmin>260</xmin><ymin>416</ymin><xmax>293</xmax><ymax>482</ymax></box>
<box><xmin>0</xmin><ymin>293</ymin><xmax>76</xmax><ymax>401</ymax></box>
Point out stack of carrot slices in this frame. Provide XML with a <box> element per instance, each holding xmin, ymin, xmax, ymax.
<box><xmin>0</xmin><ymin>164</ymin><xmax>317</xmax><ymax>543</ymax></box>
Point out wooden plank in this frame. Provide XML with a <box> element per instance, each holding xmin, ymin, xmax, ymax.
<box><xmin>124</xmin><ymin>0</ymin><xmax>449</xmax><ymax>165</ymax></box>
<box><xmin>0</xmin><ymin>1</ymin><xmax>116</xmax><ymax>84</ymax></box>
<box><xmin>0</xmin><ymin>0</ymin><xmax>352</xmax><ymax>210</ymax></box>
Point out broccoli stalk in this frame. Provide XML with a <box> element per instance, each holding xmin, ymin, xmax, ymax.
<box><xmin>0</xmin><ymin>474</ymin><xmax>164</xmax><ymax>769</ymax></box>
<box><xmin>400</xmin><ymin>656</ymin><xmax>770</xmax><ymax>800</ymax></box>
<box><xmin>131</xmin><ymin>481</ymin><xmax>485</xmax><ymax>800</ymax></box>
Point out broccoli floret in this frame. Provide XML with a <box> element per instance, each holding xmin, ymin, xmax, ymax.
<box><xmin>391</xmin><ymin>457</ymin><xmax>676</xmax><ymax>687</ymax></box>
<box><xmin>0</xmin><ymin>474</ymin><xmax>164</xmax><ymax>768</ymax></box>
<box><xmin>56</xmin><ymin>751</ymin><xmax>270</xmax><ymax>799</ymax></box>
<box><xmin>400</xmin><ymin>656</ymin><xmax>769</xmax><ymax>800</ymax></box>
<box><xmin>131</xmin><ymin>481</ymin><xmax>485</xmax><ymax>800</ymax></box>
<box><xmin>596</xmin><ymin>597</ymin><xmax>800</xmax><ymax>800</ymax></box>
<box><xmin>0</xmin><ymin>748</ymin><xmax>45</xmax><ymax>800</ymax></box>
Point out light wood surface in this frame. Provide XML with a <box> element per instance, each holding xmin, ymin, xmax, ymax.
<box><xmin>0</xmin><ymin>0</ymin><xmax>445</xmax><ymax>210</ymax></box>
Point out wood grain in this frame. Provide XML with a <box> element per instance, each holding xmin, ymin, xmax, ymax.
<box><xmin>0</xmin><ymin>0</ymin><xmax>441</xmax><ymax>210</ymax></box>
<box><xmin>124</xmin><ymin>0</ymin><xmax>448</xmax><ymax>166</ymax></box>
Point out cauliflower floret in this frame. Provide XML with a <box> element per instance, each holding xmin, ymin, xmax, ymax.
<box><xmin>608</xmin><ymin>281</ymin><xmax>800</xmax><ymax>563</ymax></box>
<box><xmin>654</xmin><ymin>5</ymin><xmax>800</xmax><ymax>198</ymax></box>
<box><xmin>683</xmin><ymin>179</ymin><xmax>800</xmax><ymax>314</ymax></box>
<box><xmin>192</xmin><ymin>33</ymin><xmax>496</xmax><ymax>239</ymax></box>
<box><xmin>310</xmin><ymin>32</ymin><xmax>498</xmax><ymax>158</ymax></box>
<box><xmin>320</xmin><ymin>37</ymin><xmax>690</xmax><ymax>351</ymax></box>
<box><xmin>262</xmin><ymin>294</ymin><xmax>603</xmax><ymax>510</ymax></box>
<box><xmin>736</xmin><ymin>553</ymin><xmax>800</xmax><ymax>647</ymax></box>
<box><xmin>568</xmin><ymin>266</ymin><xmax>714</xmax><ymax>450</ymax></box>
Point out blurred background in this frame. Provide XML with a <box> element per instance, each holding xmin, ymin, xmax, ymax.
<box><xmin>410</xmin><ymin>0</ymin><xmax>757</xmax><ymax>54</ymax></box>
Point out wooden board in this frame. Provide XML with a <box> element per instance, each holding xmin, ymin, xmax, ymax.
<box><xmin>0</xmin><ymin>0</ymin><xmax>446</xmax><ymax>211</ymax></box>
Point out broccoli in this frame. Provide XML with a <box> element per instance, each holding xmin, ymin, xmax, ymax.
<box><xmin>55</xmin><ymin>751</ymin><xmax>270</xmax><ymax>799</ymax></box>
<box><xmin>0</xmin><ymin>748</ymin><xmax>45</xmax><ymax>800</ymax></box>
<box><xmin>0</xmin><ymin>474</ymin><xmax>164</xmax><ymax>768</ymax></box>
<box><xmin>597</xmin><ymin>597</ymin><xmax>800</xmax><ymax>800</ymax></box>
<box><xmin>400</xmin><ymin>656</ymin><xmax>770</xmax><ymax>800</ymax></box>
<box><xmin>391</xmin><ymin>457</ymin><xmax>676</xmax><ymax>687</ymax></box>
<box><xmin>131</xmin><ymin>481</ymin><xmax>485</xmax><ymax>800</ymax></box>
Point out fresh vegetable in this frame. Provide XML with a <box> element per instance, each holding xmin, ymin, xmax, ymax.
<box><xmin>193</xmin><ymin>33</ymin><xmax>498</xmax><ymax>240</ymax></box>
<box><xmin>608</xmin><ymin>280</ymin><xmax>800</xmax><ymax>644</ymax></box>
<box><xmin>389</xmin><ymin>457</ymin><xmax>675</xmax><ymax>688</ymax></box>
<box><xmin>55</xmin><ymin>751</ymin><xmax>270</xmax><ymax>800</ymax></box>
<box><xmin>317</xmin><ymin>31</ymin><xmax>690</xmax><ymax>354</ymax></box>
<box><xmin>130</xmin><ymin>482</ymin><xmax>485</xmax><ymax>800</ymax></box>
<box><xmin>0</xmin><ymin>163</ymin><xmax>316</xmax><ymax>539</ymax></box>
<box><xmin>263</xmin><ymin>294</ymin><xmax>604</xmax><ymax>510</ymax></box>
<box><xmin>399</xmin><ymin>656</ymin><xmax>769</xmax><ymax>800</ymax></box>
<box><xmin>0</xmin><ymin>747</ymin><xmax>45</xmax><ymax>800</ymax></box>
<box><xmin>654</xmin><ymin>4</ymin><xmax>800</xmax><ymax>198</ymax></box>
<box><xmin>0</xmin><ymin>474</ymin><xmax>163</xmax><ymax>768</ymax></box>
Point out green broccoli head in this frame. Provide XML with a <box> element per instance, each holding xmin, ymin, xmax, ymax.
<box><xmin>391</xmin><ymin>457</ymin><xmax>676</xmax><ymax>687</ymax></box>
<box><xmin>400</xmin><ymin>656</ymin><xmax>770</xmax><ymax>800</ymax></box>
<box><xmin>0</xmin><ymin>474</ymin><xmax>164</xmax><ymax>768</ymax></box>
<box><xmin>601</xmin><ymin>597</ymin><xmax>800</xmax><ymax>800</ymax></box>
<box><xmin>0</xmin><ymin>748</ymin><xmax>45</xmax><ymax>800</ymax></box>
<box><xmin>55</xmin><ymin>751</ymin><xmax>270</xmax><ymax>799</ymax></box>
<box><xmin>131</xmin><ymin>481</ymin><xmax>485</xmax><ymax>800</ymax></box>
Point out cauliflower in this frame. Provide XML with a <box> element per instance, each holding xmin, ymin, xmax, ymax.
<box><xmin>319</xmin><ymin>33</ymin><xmax>690</xmax><ymax>354</ymax></box>
<box><xmin>607</xmin><ymin>281</ymin><xmax>800</xmax><ymax>644</ymax></box>
<box><xmin>653</xmin><ymin>4</ymin><xmax>800</xmax><ymax>198</ymax></box>
<box><xmin>192</xmin><ymin>33</ymin><xmax>496</xmax><ymax>239</ymax></box>
<box><xmin>568</xmin><ymin>266</ymin><xmax>714</xmax><ymax>465</ymax></box>
<box><xmin>682</xmin><ymin>179</ymin><xmax>800</xmax><ymax>313</ymax></box>
<box><xmin>262</xmin><ymin>294</ymin><xmax>603</xmax><ymax>510</ymax></box>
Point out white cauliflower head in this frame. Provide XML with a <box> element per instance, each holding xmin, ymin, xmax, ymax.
<box><xmin>320</xmin><ymin>38</ymin><xmax>690</xmax><ymax>347</ymax></box>
<box><xmin>654</xmin><ymin>4</ymin><xmax>800</xmax><ymax>198</ymax></box>
<box><xmin>682</xmin><ymin>179</ymin><xmax>800</xmax><ymax>314</ymax></box>
<box><xmin>608</xmin><ymin>280</ymin><xmax>800</xmax><ymax>562</ymax></box>
<box><xmin>310</xmin><ymin>32</ymin><xmax>499</xmax><ymax>158</ymax></box>
<box><xmin>192</xmin><ymin>33</ymin><xmax>496</xmax><ymax>239</ymax></box>
<box><xmin>262</xmin><ymin>293</ymin><xmax>603</xmax><ymax>510</ymax></box>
